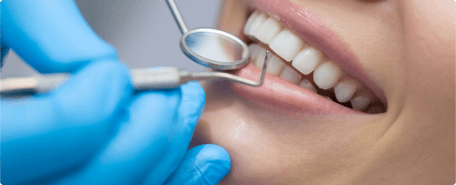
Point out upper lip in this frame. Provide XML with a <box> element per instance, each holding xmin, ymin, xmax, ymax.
<box><xmin>229</xmin><ymin>0</ymin><xmax>386</xmax><ymax>115</ymax></box>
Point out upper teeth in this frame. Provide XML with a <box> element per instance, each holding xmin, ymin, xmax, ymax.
<box><xmin>254</xmin><ymin>17</ymin><xmax>282</xmax><ymax>44</ymax></box>
<box><xmin>292</xmin><ymin>47</ymin><xmax>323</xmax><ymax>75</ymax></box>
<box><xmin>244</xmin><ymin>10</ymin><xmax>378</xmax><ymax>111</ymax></box>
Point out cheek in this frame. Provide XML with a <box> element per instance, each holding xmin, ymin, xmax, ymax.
<box><xmin>317</xmin><ymin>1</ymin><xmax>405</xmax><ymax>104</ymax></box>
<box><xmin>395</xmin><ymin>0</ymin><xmax>455</xmax><ymax>134</ymax></box>
<box><xmin>217</xmin><ymin>0</ymin><xmax>248</xmax><ymax>38</ymax></box>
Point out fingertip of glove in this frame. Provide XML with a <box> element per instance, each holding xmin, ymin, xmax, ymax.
<box><xmin>178</xmin><ymin>82</ymin><xmax>206</xmax><ymax>127</ymax></box>
<box><xmin>192</xmin><ymin>144</ymin><xmax>231</xmax><ymax>184</ymax></box>
<box><xmin>194</xmin><ymin>144</ymin><xmax>231</xmax><ymax>167</ymax></box>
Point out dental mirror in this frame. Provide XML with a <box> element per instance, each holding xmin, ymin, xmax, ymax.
<box><xmin>166</xmin><ymin>0</ymin><xmax>250</xmax><ymax>70</ymax></box>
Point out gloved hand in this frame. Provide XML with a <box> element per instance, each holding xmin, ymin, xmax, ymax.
<box><xmin>1</xmin><ymin>1</ymin><xmax>231</xmax><ymax>185</ymax></box>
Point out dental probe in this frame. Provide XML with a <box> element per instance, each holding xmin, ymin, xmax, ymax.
<box><xmin>0</xmin><ymin>51</ymin><xmax>269</xmax><ymax>97</ymax></box>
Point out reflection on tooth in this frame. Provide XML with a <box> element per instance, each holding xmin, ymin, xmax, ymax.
<box><xmin>244</xmin><ymin>11</ymin><xmax>259</xmax><ymax>36</ymax></box>
<box><xmin>292</xmin><ymin>47</ymin><xmax>323</xmax><ymax>75</ymax></box>
<box><xmin>350</xmin><ymin>91</ymin><xmax>374</xmax><ymax>111</ymax></box>
<box><xmin>334</xmin><ymin>79</ymin><xmax>358</xmax><ymax>103</ymax></box>
<box><xmin>266</xmin><ymin>55</ymin><xmax>285</xmax><ymax>76</ymax></box>
<box><xmin>279</xmin><ymin>66</ymin><xmax>302</xmax><ymax>84</ymax></box>
<box><xmin>248</xmin><ymin>44</ymin><xmax>261</xmax><ymax>63</ymax></box>
<box><xmin>248</xmin><ymin>12</ymin><xmax>267</xmax><ymax>36</ymax></box>
<box><xmin>269</xmin><ymin>29</ymin><xmax>304</xmax><ymax>62</ymax></box>
<box><xmin>254</xmin><ymin>17</ymin><xmax>282</xmax><ymax>44</ymax></box>
<box><xmin>313</xmin><ymin>61</ymin><xmax>343</xmax><ymax>90</ymax></box>
<box><xmin>299</xmin><ymin>79</ymin><xmax>318</xmax><ymax>93</ymax></box>
<box><xmin>254</xmin><ymin>46</ymin><xmax>267</xmax><ymax>68</ymax></box>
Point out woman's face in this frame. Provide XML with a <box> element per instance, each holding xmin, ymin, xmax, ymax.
<box><xmin>191</xmin><ymin>0</ymin><xmax>455</xmax><ymax>184</ymax></box>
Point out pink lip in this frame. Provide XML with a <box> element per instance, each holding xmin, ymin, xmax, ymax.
<box><xmin>227</xmin><ymin>0</ymin><xmax>386</xmax><ymax>115</ymax></box>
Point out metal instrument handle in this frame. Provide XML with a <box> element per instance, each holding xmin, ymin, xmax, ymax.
<box><xmin>165</xmin><ymin>0</ymin><xmax>188</xmax><ymax>34</ymax></box>
<box><xmin>132</xmin><ymin>67</ymin><xmax>182</xmax><ymax>90</ymax></box>
<box><xmin>0</xmin><ymin>68</ymin><xmax>183</xmax><ymax>97</ymax></box>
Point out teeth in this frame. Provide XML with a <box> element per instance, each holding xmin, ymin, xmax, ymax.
<box><xmin>254</xmin><ymin>45</ymin><xmax>267</xmax><ymax>68</ymax></box>
<box><xmin>245</xmin><ymin>11</ymin><xmax>383</xmax><ymax>113</ymax></box>
<box><xmin>299</xmin><ymin>79</ymin><xmax>318</xmax><ymax>93</ymax></box>
<box><xmin>248</xmin><ymin>44</ymin><xmax>261</xmax><ymax>62</ymax></box>
<box><xmin>254</xmin><ymin>17</ymin><xmax>282</xmax><ymax>44</ymax></box>
<box><xmin>313</xmin><ymin>61</ymin><xmax>343</xmax><ymax>90</ymax></box>
<box><xmin>279</xmin><ymin>66</ymin><xmax>302</xmax><ymax>84</ymax></box>
<box><xmin>350</xmin><ymin>90</ymin><xmax>374</xmax><ymax>111</ymax></box>
<box><xmin>269</xmin><ymin>29</ymin><xmax>304</xmax><ymax>62</ymax></box>
<box><xmin>253</xmin><ymin>45</ymin><xmax>285</xmax><ymax>76</ymax></box>
<box><xmin>292</xmin><ymin>47</ymin><xmax>323</xmax><ymax>75</ymax></box>
<box><xmin>334</xmin><ymin>78</ymin><xmax>358</xmax><ymax>103</ymax></box>
<box><xmin>265</xmin><ymin>55</ymin><xmax>286</xmax><ymax>76</ymax></box>
<box><xmin>244</xmin><ymin>11</ymin><xmax>259</xmax><ymax>36</ymax></box>
<box><xmin>247</xmin><ymin>12</ymin><xmax>267</xmax><ymax>36</ymax></box>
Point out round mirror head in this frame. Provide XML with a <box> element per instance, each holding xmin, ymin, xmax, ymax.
<box><xmin>180</xmin><ymin>28</ymin><xmax>250</xmax><ymax>70</ymax></box>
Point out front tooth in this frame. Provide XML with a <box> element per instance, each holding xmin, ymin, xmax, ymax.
<box><xmin>334</xmin><ymin>79</ymin><xmax>358</xmax><ymax>103</ymax></box>
<box><xmin>254</xmin><ymin>46</ymin><xmax>267</xmax><ymax>67</ymax></box>
<box><xmin>254</xmin><ymin>17</ymin><xmax>282</xmax><ymax>44</ymax></box>
<box><xmin>313</xmin><ymin>61</ymin><xmax>343</xmax><ymax>90</ymax></box>
<box><xmin>244</xmin><ymin>11</ymin><xmax>260</xmax><ymax>36</ymax></box>
<box><xmin>248</xmin><ymin>12</ymin><xmax>267</xmax><ymax>36</ymax></box>
<box><xmin>299</xmin><ymin>79</ymin><xmax>318</xmax><ymax>93</ymax></box>
<box><xmin>291</xmin><ymin>47</ymin><xmax>323</xmax><ymax>75</ymax></box>
<box><xmin>248</xmin><ymin>44</ymin><xmax>261</xmax><ymax>63</ymax></box>
<box><xmin>269</xmin><ymin>29</ymin><xmax>304</xmax><ymax>62</ymax></box>
<box><xmin>279</xmin><ymin>66</ymin><xmax>302</xmax><ymax>84</ymax></box>
<box><xmin>253</xmin><ymin>46</ymin><xmax>285</xmax><ymax>76</ymax></box>
<box><xmin>265</xmin><ymin>54</ymin><xmax>285</xmax><ymax>76</ymax></box>
<box><xmin>350</xmin><ymin>91</ymin><xmax>374</xmax><ymax>111</ymax></box>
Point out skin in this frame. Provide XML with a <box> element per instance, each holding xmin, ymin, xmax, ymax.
<box><xmin>190</xmin><ymin>0</ymin><xmax>455</xmax><ymax>184</ymax></box>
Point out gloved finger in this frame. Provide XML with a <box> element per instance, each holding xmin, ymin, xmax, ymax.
<box><xmin>1</xmin><ymin>60</ymin><xmax>132</xmax><ymax>185</ymax></box>
<box><xmin>140</xmin><ymin>82</ymin><xmax>206</xmax><ymax>185</ymax></box>
<box><xmin>49</xmin><ymin>82</ymin><xmax>206</xmax><ymax>185</ymax></box>
<box><xmin>2</xmin><ymin>0</ymin><xmax>117</xmax><ymax>73</ymax></box>
<box><xmin>164</xmin><ymin>144</ymin><xmax>231</xmax><ymax>185</ymax></box>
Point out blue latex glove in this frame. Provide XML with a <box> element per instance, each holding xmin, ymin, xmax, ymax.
<box><xmin>1</xmin><ymin>1</ymin><xmax>231</xmax><ymax>185</ymax></box>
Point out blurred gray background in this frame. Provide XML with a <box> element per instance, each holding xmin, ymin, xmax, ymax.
<box><xmin>1</xmin><ymin>0</ymin><xmax>221</xmax><ymax>78</ymax></box>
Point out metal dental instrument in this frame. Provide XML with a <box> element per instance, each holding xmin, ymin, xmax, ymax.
<box><xmin>0</xmin><ymin>0</ymin><xmax>269</xmax><ymax>97</ymax></box>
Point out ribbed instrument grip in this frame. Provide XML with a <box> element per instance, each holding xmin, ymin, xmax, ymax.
<box><xmin>131</xmin><ymin>67</ymin><xmax>181</xmax><ymax>90</ymax></box>
<box><xmin>36</xmin><ymin>74</ymin><xmax>69</xmax><ymax>93</ymax></box>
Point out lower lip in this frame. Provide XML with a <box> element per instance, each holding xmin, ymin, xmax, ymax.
<box><xmin>231</xmin><ymin>63</ymin><xmax>364</xmax><ymax>115</ymax></box>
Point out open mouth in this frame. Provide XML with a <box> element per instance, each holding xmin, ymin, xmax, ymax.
<box><xmin>229</xmin><ymin>2</ymin><xmax>386</xmax><ymax>115</ymax></box>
